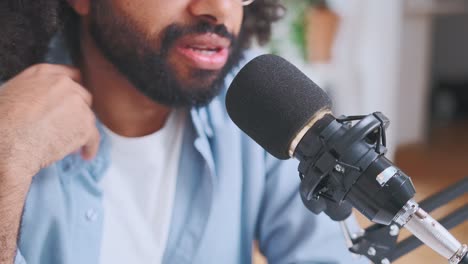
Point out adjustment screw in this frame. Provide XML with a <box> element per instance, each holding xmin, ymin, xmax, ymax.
<box><xmin>368</xmin><ymin>247</ymin><xmax>376</xmax><ymax>256</ymax></box>
<box><xmin>334</xmin><ymin>164</ymin><xmax>345</xmax><ymax>173</ymax></box>
<box><xmin>389</xmin><ymin>225</ymin><xmax>400</xmax><ymax>236</ymax></box>
<box><xmin>381</xmin><ymin>258</ymin><xmax>390</xmax><ymax>264</ymax></box>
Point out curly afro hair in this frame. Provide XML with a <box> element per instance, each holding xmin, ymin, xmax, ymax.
<box><xmin>0</xmin><ymin>0</ymin><xmax>67</xmax><ymax>80</ymax></box>
<box><xmin>0</xmin><ymin>0</ymin><xmax>284</xmax><ymax>80</ymax></box>
<box><xmin>243</xmin><ymin>0</ymin><xmax>285</xmax><ymax>46</ymax></box>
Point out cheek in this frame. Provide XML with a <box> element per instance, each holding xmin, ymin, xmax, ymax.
<box><xmin>230</xmin><ymin>6</ymin><xmax>244</xmax><ymax>36</ymax></box>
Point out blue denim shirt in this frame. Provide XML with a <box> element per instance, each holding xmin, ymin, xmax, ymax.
<box><xmin>13</xmin><ymin>51</ymin><xmax>366</xmax><ymax>264</ymax></box>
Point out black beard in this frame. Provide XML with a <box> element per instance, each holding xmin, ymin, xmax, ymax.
<box><xmin>89</xmin><ymin>1</ymin><xmax>245</xmax><ymax>107</ymax></box>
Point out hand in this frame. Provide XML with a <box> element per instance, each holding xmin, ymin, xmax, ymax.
<box><xmin>0</xmin><ymin>63</ymin><xmax>100</xmax><ymax>182</ymax></box>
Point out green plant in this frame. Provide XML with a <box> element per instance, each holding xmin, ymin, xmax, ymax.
<box><xmin>291</xmin><ymin>8</ymin><xmax>307</xmax><ymax>59</ymax></box>
<box><xmin>290</xmin><ymin>0</ymin><xmax>329</xmax><ymax>60</ymax></box>
<box><xmin>267</xmin><ymin>0</ymin><xmax>330</xmax><ymax>61</ymax></box>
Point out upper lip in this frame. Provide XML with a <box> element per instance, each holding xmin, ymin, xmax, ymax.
<box><xmin>176</xmin><ymin>33</ymin><xmax>231</xmax><ymax>50</ymax></box>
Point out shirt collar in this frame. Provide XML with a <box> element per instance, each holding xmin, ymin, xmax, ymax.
<box><xmin>56</xmin><ymin>104</ymin><xmax>220</xmax><ymax>184</ymax></box>
<box><xmin>57</xmin><ymin>122</ymin><xmax>111</xmax><ymax>182</ymax></box>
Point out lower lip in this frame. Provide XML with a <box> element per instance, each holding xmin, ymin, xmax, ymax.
<box><xmin>175</xmin><ymin>46</ymin><xmax>229</xmax><ymax>70</ymax></box>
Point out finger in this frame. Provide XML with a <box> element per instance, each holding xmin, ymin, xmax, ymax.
<box><xmin>69</xmin><ymin>82</ymin><xmax>93</xmax><ymax>106</ymax></box>
<box><xmin>81</xmin><ymin>124</ymin><xmax>100</xmax><ymax>161</ymax></box>
<box><xmin>40</xmin><ymin>64</ymin><xmax>82</xmax><ymax>83</ymax></box>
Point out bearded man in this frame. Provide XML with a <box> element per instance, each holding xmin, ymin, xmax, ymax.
<box><xmin>0</xmin><ymin>1</ymin><xmax>363</xmax><ymax>263</ymax></box>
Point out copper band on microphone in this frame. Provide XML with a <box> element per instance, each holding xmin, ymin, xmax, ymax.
<box><xmin>288</xmin><ymin>108</ymin><xmax>332</xmax><ymax>158</ymax></box>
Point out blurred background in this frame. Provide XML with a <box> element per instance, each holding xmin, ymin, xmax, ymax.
<box><xmin>252</xmin><ymin>0</ymin><xmax>468</xmax><ymax>263</ymax></box>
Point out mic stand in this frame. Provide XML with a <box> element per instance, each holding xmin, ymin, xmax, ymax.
<box><xmin>341</xmin><ymin>177</ymin><xmax>468</xmax><ymax>264</ymax></box>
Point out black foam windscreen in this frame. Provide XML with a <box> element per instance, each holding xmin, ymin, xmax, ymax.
<box><xmin>226</xmin><ymin>54</ymin><xmax>332</xmax><ymax>160</ymax></box>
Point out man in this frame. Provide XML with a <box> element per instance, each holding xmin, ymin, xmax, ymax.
<box><xmin>0</xmin><ymin>0</ymin><xmax>364</xmax><ymax>263</ymax></box>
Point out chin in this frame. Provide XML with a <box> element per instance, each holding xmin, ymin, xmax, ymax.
<box><xmin>179</xmin><ymin>69</ymin><xmax>219</xmax><ymax>86</ymax></box>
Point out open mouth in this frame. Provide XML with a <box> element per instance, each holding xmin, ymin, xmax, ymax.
<box><xmin>175</xmin><ymin>33</ymin><xmax>231</xmax><ymax>71</ymax></box>
<box><xmin>186</xmin><ymin>45</ymin><xmax>223</xmax><ymax>55</ymax></box>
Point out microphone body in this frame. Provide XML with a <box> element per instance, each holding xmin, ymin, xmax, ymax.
<box><xmin>226</xmin><ymin>54</ymin><xmax>467</xmax><ymax>263</ymax></box>
<box><xmin>294</xmin><ymin>112</ymin><xmax>414</xmax><ymax>225</ymax></box>
<box><xmin>293</xmin><ymin>111</ymin><xmax>466</xmax><ymax>263</ymax></box>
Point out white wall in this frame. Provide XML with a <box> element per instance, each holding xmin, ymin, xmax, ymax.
<box><xmin>330</xmin><ymin>0</ymin><xmax>468</xmax><ymax>149</ymax></box>
<box><xmin>395</xmin><ymin>2</ymin><xmax>468</xmax><ymax>145</ymax></box>
<box><xmin>330</xmin><ymin>0</ymin><xmax>405</xmax><ymax>158</ymax></box>
<box><xmin>397</xmin><ymin>12</ymin><xmax>433</xmax><ymax>146</ymax></box>
<box><xmin>266</xmin><ymin>0</ymin><xmax>468</xmax><ymax>155</ymax></box>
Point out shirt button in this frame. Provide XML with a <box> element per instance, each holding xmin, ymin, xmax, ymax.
<box><xmin>85</xmin><ymin>209</ymin><xmax>98</xmax><ymax>222</ymax></box>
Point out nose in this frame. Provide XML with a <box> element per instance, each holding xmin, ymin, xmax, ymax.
<box><xmin>188</xmin><ymin>0</ymin><xmax>237</xmax><ymax>25</ymax></box>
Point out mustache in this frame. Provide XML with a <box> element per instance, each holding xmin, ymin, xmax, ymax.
<box><xmin>161</xmin><ymin>22</ymin><xmax>236</xmax><ymax>52</ymax></box>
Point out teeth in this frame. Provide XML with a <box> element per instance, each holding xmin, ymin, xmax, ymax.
<box><xmin>189</xmin><ymin>47</ymin><xmax>217</xmax><ymax>55</ymax></box>
<box><xmin>200</xmin><ymin>50</ymin><xmax>215</xmax><ymax>55</ymax></box>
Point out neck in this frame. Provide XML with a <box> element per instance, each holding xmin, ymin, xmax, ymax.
<box><xmin>78</xmin><ymin>24</ymin><xmax>171</xmax><ymax>138</ymax></box>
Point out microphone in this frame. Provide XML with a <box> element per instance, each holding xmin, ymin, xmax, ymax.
<box><xmin>226</xmin><ymin>54</ymin><xmax>468</xmax><ymax>264</ymax></box>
